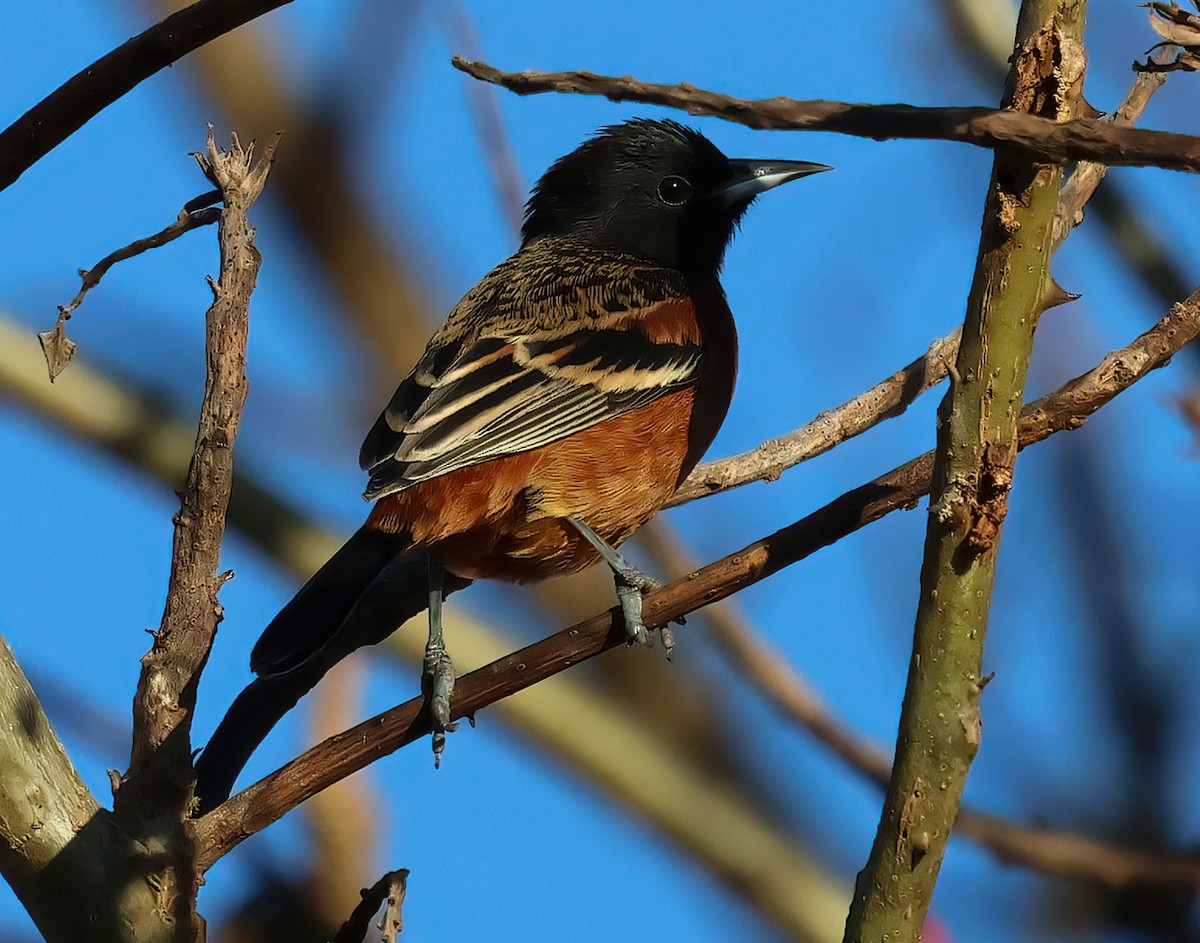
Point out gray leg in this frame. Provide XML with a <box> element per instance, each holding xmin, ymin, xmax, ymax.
<box><xmin>567</xmin><ymin>517</ymin><xmax>672</xmax><ymax>658</ymax></box>
<box><xmin>424</xmin><ymin>556</ymin><xmax>457</xmax><ymax>766</ymax></box>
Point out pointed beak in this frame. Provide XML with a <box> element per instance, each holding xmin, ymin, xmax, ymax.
<box><xmin>711</xmin><ymin>158</ymin><xmax>832</xmax><ymax>208</ymax></box>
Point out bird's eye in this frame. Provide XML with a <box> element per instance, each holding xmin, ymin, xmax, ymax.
<box><xmin>656</xmin><ymin>175</ymin><xmax>693</xmax><ymax>206</ymax></box>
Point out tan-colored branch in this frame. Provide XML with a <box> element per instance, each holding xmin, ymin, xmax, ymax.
<box><xmin>193</xmin><ymin>289</ymin><xmax>1200</xmax><ymax>871</ymax></box>
<box><xmin>111</xmin><ymin>130</ymin><xmax>277</xmax><ymax>935</ymax></box>
<box><xmin>0</xmin><ymin>634</ymin><xmax>174</xmax><ymax>943</ymax></box>
<box><xmin>0</xmin><ymin>0</ymin><xmax>294</xmax><ymax>192</ymax></box>
<box><xmin>674</xmin><ymin>331</ymin><xmax>960</xmax><ymax>505</ymax></box>
<box><xmin>1052</xmin><ymin>54</ymin><xmax>1172</xmax><ymax>250</ymax></box>
<box><xmin>452</xmin><ymin>56</ymin><xmax>1200</xmax><ymax>173</ymax></box>
<box><xmin>845</xmin><ymin>4</ymin><xmax>1086</xmax><ymax>937</ymax></box>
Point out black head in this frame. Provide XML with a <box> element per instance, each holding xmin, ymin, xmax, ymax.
<box><xmin>521</xmin><ymin>119</ymin><xmax>829</xmax><ymax>277</ymax></box>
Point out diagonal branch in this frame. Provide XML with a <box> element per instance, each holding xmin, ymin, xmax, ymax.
<box><xmin>710</xmin><ymin>563</ymin><xmax>1200</xmax><ymax>892</ymax></box>
<box><xmin>39</xmin><ymin>191</ymin><xmax>222</xmax><ymax>380</ymax></box>
<box><xmin>192</xmin><ymin>289</ymin><xmax>1200</xmax><ymax>871</ymax></box>
<box><xmin>451</xmin><ymin>57</ymin><xmax>1200</xmax><ymax>173</ymax></box>
<box><xmin>673</xmin><ymin>330</ymin><xmax>959</xmax><ymax>505</ymax></box>
<box><xmin>0</xmin><ymin>0</ymin><xmax>293</xmax><ymax>192</ymax></box>
<box><xmin>0</xmin><ymin>633</ymin><xmax>174</xmax><ymax>943</ymax></box>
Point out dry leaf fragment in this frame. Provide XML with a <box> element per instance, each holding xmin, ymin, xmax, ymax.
<box><xmin>38</xmin><ymin>314</ymin><xmax>77</xmax><ymax>381</ymax></box>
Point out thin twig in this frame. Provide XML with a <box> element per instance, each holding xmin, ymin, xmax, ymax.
<box><xmin>59</xmin><ymin>194</ymin><xmax>221</xmax><ymax>321</ymax></box>
<box><xmin>1052</xmin><ymin>49</ymin><xmax>1173</xmax><ymax>250</ymax></box>
<box><xmin>0</xmin><ymin>0</ymin><xmax>293</xmax><ymax>192</ymax></box>
<box><xmin>39</xmin><ymin>193</ymin><xmax>222</xmax><ymax>381</ymax></box>
<box><xmin>192</xmin><ymin>291</ymin><xmax>1200</xmax><ymax>871</ymax></box>
<box><xmin>443</xmin><ymin>9</ymin><xmax>526</xmax><ymax>235</ymax></box>
<box><xmin>674</xmin><ymin>331</ymin><xmax>960</xmax><ymax>505</ymax></box>
<box><xmin>451</xmin><ymin>57</ymin><xmax>1200</xmax><ymax>173</ymax></box>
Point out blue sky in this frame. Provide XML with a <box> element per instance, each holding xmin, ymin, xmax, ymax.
<box><xmin>2</xmin><ymin>2</ymin><xmax>1199</xmax><ymax>941</ymax></box>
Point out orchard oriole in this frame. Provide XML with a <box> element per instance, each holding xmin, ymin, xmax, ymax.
<box><xmin>194</xmin><ymin>118</ymin><xmax>828</xmax><ymax>809</ymax></box>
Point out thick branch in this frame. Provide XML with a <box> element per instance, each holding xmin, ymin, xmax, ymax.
<box><xmin>709</xmin><ymin>558</ymin><xmax>1200</xmax><ymax>892</ymax></box>
<box><xmin>0</xmin><ymin>634</ymin><xmax>172</xmax><ymax>943</ymax></box>
<box><xmin>0</xmin><ymin>0</ymin><xmax>292</xmax><ymax>192</ymax></box>
<box><xmin>845</xmin><ymin>4</ymin><xmax>1086</xmax><ymax>937</ymax></box>
<box><xmin>192</xmin><ymin>289</ymin><xmax>1200</xmax><ymax>871</ymax></box>
<box><xmin>451</xmin><ymin>57</ymin><xmax>1200</xmax><ymax>173</ymax></box>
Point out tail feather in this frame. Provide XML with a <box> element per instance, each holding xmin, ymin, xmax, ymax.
<box><xmin>194</xmin><ymin>528</ymin><xmax>470</xmax><ymax>811</ymax></box>
<box><xmin>251</xmin><ymin>526</ymin><xmax>405</xmax><ymax>676</ymax></box>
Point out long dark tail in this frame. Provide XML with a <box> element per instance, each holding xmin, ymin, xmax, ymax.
<box><xmin>193</xmin><ymin>526</ymin><xmax>469</xmax><ymax>811</ymax></box>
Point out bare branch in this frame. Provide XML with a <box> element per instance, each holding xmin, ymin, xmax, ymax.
<box><xmin>0</xmin><ymin>634</ymin><xmax>172</xmax><ymax>942</ymax></box>
<box><xmin>192</xmin><ymin>290</ymin><xmax>1200</xmax><ymax>870</ymax></box>
<box><xmin>39</xmin><ymin>193</ymin><xmax>221</xmax><ymax>381</ymax></box>
<box><xmin>451</xmin><ymin>57</ymin><xmax>1200</xmax><ymax>173</ymax></box>
<box><xmin>845</xmin><ymin>5</ymin><xmax>1086</xmax><ymax>936</ymax></box>
<box><xmin>58</xmin><ymin>194</ymin><xmax>221</xmax><ymax>322</ymax></box>
<box><xmin>1052</xmin><ymin>51</ymin><xmax>1173</xmax><ymax>250</ymax></box>
<box><xmin>674</xmin><ymin>330</ymin><xmax>960</xmax><ymax>505</ymax></box>
<box><xmin>0</xmin><ymin>0</ymin><xmax>294</xmax><ymax>192</ymax></box>
<box><xmin>110</xmin><ymin>129</ymin><xmax>277</xmax><ymax>933</ymax></box>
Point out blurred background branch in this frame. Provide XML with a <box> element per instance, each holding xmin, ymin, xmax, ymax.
<box><xmin>3</xmin><ymin>2</ymin><xmax>1199</xmax><ymax>940</ymax></box>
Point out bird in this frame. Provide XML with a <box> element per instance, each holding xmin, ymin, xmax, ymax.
<box><xmin>193</xmin><ymin>118</ymin><xmax>829</xmax><ymax>810</ymax></box>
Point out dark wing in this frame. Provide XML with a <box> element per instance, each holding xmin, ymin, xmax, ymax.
<box><xmin>359</xmin><ymin>306</ymin><xmax>704</xmax><ymax>501</ymax></box>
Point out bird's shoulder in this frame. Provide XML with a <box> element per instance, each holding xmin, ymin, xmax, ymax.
<box><xmin>433</xmin><ymin>238</ymin><xmax>692</xmax><ymax>345</ymax></box>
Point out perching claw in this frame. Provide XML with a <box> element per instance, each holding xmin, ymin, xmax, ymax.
<box><xmin>423</xmin><ymin>557</ymin><xmax>458</xmax><ymax>766</ymax></box>
<box><xmin>568</xmin><ymin>517</ymin><xmax>671</xmax><ymax>656</ymax></box>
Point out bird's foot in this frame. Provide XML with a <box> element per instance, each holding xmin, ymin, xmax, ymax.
<box><xmin>568</xmin><ymin>517</ymin><xmax>673</xmax><ymax>658</ymax></box>
<box><xmin>614</xmin><ymin>572</ymin><xmax>673</xmax><ymax>657</ymax></box>
<box><xmin>423</xmin><ymin>643</ymin><xmax>458</xmax><ymax>768</ymax></box>
<box><xmin>425</xmin><ymin>556</ymin><xmax>458</xmax><ymax>767</ymax></box>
